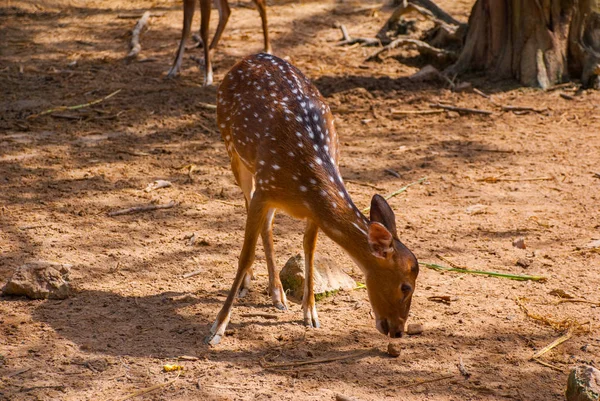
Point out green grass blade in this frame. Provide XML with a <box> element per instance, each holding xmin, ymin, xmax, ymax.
<box><xmin>420</xmin><ymin>262</ymin><xmax>547</xmax><ymax>282</ymax></box>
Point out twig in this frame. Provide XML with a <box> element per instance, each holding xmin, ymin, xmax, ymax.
<box><xmin>241</xmin><ymin>313</ymin><xmax>279</xmax><ymax>320</ymax></box>
<box><xmin>126</xmin><ymin>11</ymin><xmax>151</xmax><ymax>60</ymax></box>
<box><xmin>27</xmin><ymin>89</ymin><xmax>122</xmax><ymax>119</ymax></box>
<box><xmin>457</xmin><ymin>356</ymin><xmax>471</xmax><ymax>378</ymax></box>
<box><xmin>182</xmin><ymin>269</ymin><xmax>204</xmax><ymax>279</ymax></box>
<box><xmin>477</xmin><ymin>176</ymin><xmax>554</xmax><ymax>183</ymax></box>
<box><xmin>362</xmin><ymin>177</ymin><xmax>427</xmax><ymax>213</ymax></box>
<box><xmin>384</xmin><ymin>169</ymin><xmax>401</xmax><ymax>178</ymax></box>
<box><xmin>390</xmin><ymin>109</ymin><xmax>445</xmax><ymax>115</ymax></box>
<box><xmin>346</xmin><ymin>179</ymin><xmax>385</xmax><ymax>191</ymax></box>
<box><xmin>555</xmin><ymin>299</ymin><xmax>600</xmax><ymax>306</ymax></box>
<box><xmin>436</xmin><ymin>254</ymin><xmax>467</xmax><ymax>270</ymax></box>
<box><xmin>473</xmin><ymin>88</ymin><xmax>490</xmax><ymax>99</ymax></box>
<box><xmin>118</xmin><ymin>372</ymin><xmax>181</xmax><ymax>401</ymax></box>
<box><xmin>198</xmin><ymin>102</ymin><xmax>217</xmax><ymax>110</ymax></box>
<box><xmin>261</xmin><ymin>348</ymin><xmax>372</xmax><ymax>369</ymax></box>
<box><xmin>501</xmin><ymin>105</ymin><xmax>548</xmax><ymax>114</ymax></box>
<box><xmin>5</xmin><ymin>367</ymin><xmax>31</xmax><ymax>378</ymax></box>
<box><xmin>559</xmin><ymin>93</ymin><xmax>575</xmax><ymax>100</ymax></box>
<box><xmin>430</xmin><ymin>103</ymin><xmax>493</xmax><ymax>116</ymax></box>
<box><xmin>107</xmin><ymin>200</ymin><xmax>177</xmax><ymax>217</ymax></box>
<box><xmin>532</xmin><ymin>358</ymin><xmax>564</xmax><ymax>372</ymax></box>
<box><xmin>367</xmin><ymin>39</ymin><xmax>456</xmax><ymax>62</ymax></box>
<box><xmin>515</xmin><ymin>297</ymin><xmax>581</xmax><ymax>331</ymax></box>
<box><xmin>421</xmin><ymin>262</ymin><xmax>547</xmax><ymax>282</ymax></box>
<box><xmin>532</xmin><ymin>325</ymin><xmax>575</xmax><ymax>360</ymax></box>
<box><xmin>398</xmin><ymin>374</ymin><xmax>455</xmax><ymax>389</ymax></box>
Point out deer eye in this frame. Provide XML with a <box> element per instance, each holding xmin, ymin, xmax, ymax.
<box><xmin>400</xmin><ymin>283</ymin><xmax>412</xmax><ymax>293</ymax></box>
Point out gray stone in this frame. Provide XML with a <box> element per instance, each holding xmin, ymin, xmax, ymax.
<box><xmin>566</xmin><ymin>365</ymin><xmax>600</xmax><ymax>401</ymax></box>
<box><xmin>2</xmin><ymin>261</ymin><xmax>71</xmax><ymax>299</ymax></box>
<box><xmin>279</xmin><ymin>254</ymin><xmax>356</xmax><ymax>301</ymax></box>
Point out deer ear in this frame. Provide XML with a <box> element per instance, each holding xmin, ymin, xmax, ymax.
<box><xmin>368</xmin><ymin>222</ymin><xmax>394</xmax><ymax>259</ymax></box>
<box><xmin>370</xmin><ymin>195</ymin><xmax>397</xmax><ymax>237</ymax></box>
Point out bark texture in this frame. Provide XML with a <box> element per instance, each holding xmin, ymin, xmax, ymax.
<box><xmin>447</xmin><ymin>0</ymin><xmax>600</xmax><ymax>89</ymax></box>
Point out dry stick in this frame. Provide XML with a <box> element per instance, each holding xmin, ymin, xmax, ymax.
<box><xmin>390</xmin><ymin>109</ymin><xmax>445</xmax><ymax>115</ymax></box>
<box><xmin>118</xmin><ymin>372</ymin><xmax>181</xmax><ymax>401</ymax></box>
<box><xmin>346</xmin><ymin>179</ymin><xmax>385</xmax><ymax>191</ymax></box>
<box><xmin>126</xmin><ymin>11</ymin><xmax>151</xmax><ymax>60</ymax></box>
<box><xmin>367</xmin><ymin>38</ymin><xmax>456</xmax><ymax>62</ymax></box>
<box><xmin>436</xmin><ymin>254</ymin><xmax>468</xmax><ymax>270</ymax></box>
<box><xmin>398</xmin><ymin>374</ymin><xmax>455</xmax><ymax>389</ymax></box>
<box><xmin>501</xmin><ymin>105</ymin><xmax>548</xmax><ymax>114</ymax></box>
<box><xmin>555</xmin><ymin>299</ymin><xmax>600</xmax><ymax>306</ymax></box>
<box><xmin>5</xmin><ymin>367</ymin><xmax>31</xmax><ymax>378</ymax></box>
<box><xmin>241</xmin><ymin>312</ymin><xmax>279</xmax><ymax>320</ymax></box>
<box><xmin>384</xmin><ymin>169</ymin><xmax>401</xmax><ymax>178</ymax></box>
<box><xmin>532</xmin><ymin>358</ymin><xmax>563</xmax><ymax>372</ymax></box>
<box><xmin>477</xmin><ymin>176</ymin><xmax>554</xmax><ymax>183</ymax></box>
<box><xmin>182</xmin><ymin>269</ymin><xmax>204</xmax><ymax>279</ymax></box>
<box><xmin>560</xmin><ymin>93</ymin><xmax>575</xmax><ymax>100</ymax></box>
<box><xmin>336</xmin><ymin>24</ymin><xmax>381</xmax><ymax>47</ymax></box>
<box><xmin>362</xmin><ymin>177</ymin><xmax>427</xmax><ymax>213</ymax></box>
<box><xmin>422</xmin><ymin>262</ymin><xmax>547</xmax><ymax>282</ymax></box>
<box><xmin>108</xmin><ymin>200</ymin><xmax>177</xmax><ymax>217</ymax></box>
<box><xmin>532</xmin><ymin>325</ymin><xmax>576</xmax><ymax>360</ymax></box>
<box><xmin>430</xmin><ymin>103</ymin><xmax>493</xmax><ymax>115</ymax></box>
<box><xmin>27</xmin><ymin>89</ymin><xmax>122</xmax><ymax>119</ymax></box>
<box><xmin>261</xmin><ymin>348</ymin><xmax>372</xmax><ymax>369</ymax></box>
<box><xmin>198</xmin><ymin>102</ymin><xmax>217</xmax><ymax>110</ymax></box>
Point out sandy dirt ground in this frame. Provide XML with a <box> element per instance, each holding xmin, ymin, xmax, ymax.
<box><xmin>1</xmin><ymin>0</ymin><xmax>599</xmax><ymax>400</ymax></box>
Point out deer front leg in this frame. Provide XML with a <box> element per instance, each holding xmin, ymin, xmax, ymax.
<box><xmin>302</xmin><ymin>221</ymin><xmax>320</xmax><ymax>328</ymax></box>
<box><xmin>205</xmin><ymin>194</ymin><xmax>268</xmax><ymax>346</ymax></box>
<box><xmin>261</xmin><ymin>209</ymin><xmax>288</xmax><ymax>310</ymax></box>
<box><xmin>199</xmin><ymin>0</ymin><xmax>213</xmax><ymax>85</ymax></box>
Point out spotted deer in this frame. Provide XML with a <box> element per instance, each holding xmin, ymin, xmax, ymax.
<box><xmin>206</xmin><ymin>53</ymin><xmax>419</xmax><ymax>345</ymax></box>
<box><xmin>167</xmin><ymin>0</ymin><xmax>270</xmax><ymax>85</ymax></box>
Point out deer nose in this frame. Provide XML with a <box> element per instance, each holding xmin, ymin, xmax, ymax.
<box><xmin>390</xmin><ymin>330</ymin><xmax>404</xmax><ymax>339</ymax></box>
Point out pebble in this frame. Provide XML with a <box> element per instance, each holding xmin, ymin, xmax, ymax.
<box><xmin>407</xmin><ymin>323</ymin><xmax>424</xmax><ymax>335</ymax></box>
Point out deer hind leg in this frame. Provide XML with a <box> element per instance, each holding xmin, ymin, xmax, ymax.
<box><xmin>302</xmin><ymin>221</ymin><xmax>320</xmax><ymax>328</ymax></box>
<box><xmin>261</xmin><ymin>209</ymin><xmax>288</xmax><ymax>311</ymax></box>
<box><xmin>167</xmin><ymin>0</ymin><xmax>195</xmax><ymax>77</ymax></box>
<box><xmin>252</xmin><ymin>0</ymin><xmax>271</xmax><ymax>54</ymax></box>
<box><xmin>230</xmin><ymin>154</ymin><xmax>255</xmax><ymax>298</ymax></box>
<box><xmin>205</xmin><ymin>191</ymin><xmax>269</xmax><ymax>346</ymax></box>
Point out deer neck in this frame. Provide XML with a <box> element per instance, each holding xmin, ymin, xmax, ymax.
<box><xmin>314</xmin><ymin>190</ymin><xmax>373</xmax><ymax>272</ymax></box>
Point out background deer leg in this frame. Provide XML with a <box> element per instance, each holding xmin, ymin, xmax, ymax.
<box><xmin>253</xmin><ymin>0</ymin><xmax>271</xmax><ymax>54</ymax></box>
<box><xmin>167</xmin><ymin>0</ymin><xmax>195</xmax><ymax>77</ymax></box>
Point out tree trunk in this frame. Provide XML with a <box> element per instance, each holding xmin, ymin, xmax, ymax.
<box><xmin>447</xmin><ymin>0</ymin><xmax>600</xmax><ymax>89</ymax></box>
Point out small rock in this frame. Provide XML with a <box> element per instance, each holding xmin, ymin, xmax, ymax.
<box><xmin>409</xmin><ymin>65</ymin><xmax>442</xmax><ymax>82</ymax></box>
<box><xmin>280</xmin><ymin>254</ymin><xmax>356</xmax><ymax>300</ymax></box>
<box><xmin>466</xmin><ymin>204</ymin><xmax>487</xmax><ymax>215</ymax></box>
<box><xmin>515</xmin><ymin>258</ymin><xmax>531</xmax><ymax>268</ymax></box>
<box><xmin>407</xmin><ymin>323</ymin><xmax>424</xmax><ymax>335</ymax></box>
<box><xmin>512</xmin><ymin>237</ymin><xmax>526</xmax><ymax>249</ymax></box>
<box><xmin>453</xmin><ymin>81</ymin><xmax>473</xmax><ymax>93</ymax></box>
<box><xmin>2</xmin><ymin>261</ymin><xmax>71</xmax><ymax>299</ymax></box>
<box><xmin>566</xmin><ymin>365</ymin><xmax>600</xmax><ymax>401</ymax></box>
<box><xmin>387</xmin><ymin>342</ymin><xmax>401</xmax><ymax>358</ymax></box>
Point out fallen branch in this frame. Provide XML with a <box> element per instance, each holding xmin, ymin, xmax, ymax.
<box><xmin>126</xmin><ymin>11</ymin><xmax>151</xmax><ymax>60</ymax></box>
<box><xmin>555</xmin><ymin>299</ymin><xmax>600</xmax><ymax>306</ymax></box>
<box><xmin>27</xmin><ymin>89</ymin><xmax>122</xmax><ymax>119</ymax></box>
<box><xmin>501</xmin><ymin>105</ymin><xmax>548</xmax><ymax>114</ymax></box>
<box><xmin>477</xmin><ymin>176</ymin><xmax>554</xmax><ymax>183</ymax></box>
<box><xmin>337</xmin><ymin>24</ymin><xmax>381</xmax><ymax>47</ymax></box>
<box><xmin>119</xmin><ymin>372</ymin><xmax>181</xmax><ymax>401</ymax></box>
<box><xmin>367</xmin><ymin>38</ymin><xmax>457</xmax><ymax>62</ymax></box>
<box><xmin>421</xmin><ymin>262</ymin><xmax>547</xmax><ymax>282</ymax></box>
<box><xmin>261</xmin><ymin>348</ymin><xmax>372</xmax><ymax>369</ymax></box>
<box><xmin>362</xmin><ymin>177</ymin><xmax>427</xmax><ymax>213</ymax></box>
<box><xmin>108</xmin><ymin>200</ymin><xmax>177</xmax><ymax>217</ymax></box>
<box><xmin>430</xmin><ymin>103</ymin><xmax>493</xmax><ymax>115</ymax></box>
<box><xmin>391</xmin><ymin>109</ymin><xmax>445</xmax><ymax>116</ymax></box>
